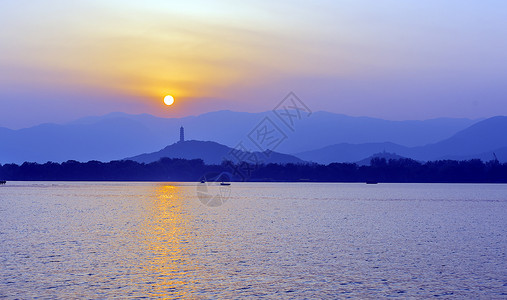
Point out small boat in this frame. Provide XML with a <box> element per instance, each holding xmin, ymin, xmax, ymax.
<box><xmin>366</xmin><ymin>181</ymin><xmax>378</xmax><ymax>184</ymax></box>
<box><xmin>220</xmin><ymin>182</ymin><xmax>231</xmax><ymax>186</ymax></box>
<box><xmin>200</xmin><ymin>180</ymin><xmax>206</xmax><ymax>183</ymax></box>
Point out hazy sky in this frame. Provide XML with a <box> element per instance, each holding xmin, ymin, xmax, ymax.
<box><xmin>1</xmin><ymin>0</ymin><xmax>507</xmax><ymax>128</ymax></box>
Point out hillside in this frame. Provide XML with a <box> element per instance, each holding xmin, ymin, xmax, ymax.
<box><xmin>409</xmin><ymin>116</ymin><xmax>507</xmax><ymax>161</ymax></box>
<box><xmin>125</xmin><ymin>140</ymin><xmax>305</xmax><ymax>165</ymax></box>
<box><xmin>296</xmin><ymin>142</ymin><xmax>409</xmax><ymax>164</ymax></box>
<box><xmin>356</xmin><ymin>152</ymin><xmax>411</xmax><ymax>166</ymax></box>
<box><xmin>296</xmin><ymin>116</ymin><xmax>507</xmax><ymax>163</ymax></box>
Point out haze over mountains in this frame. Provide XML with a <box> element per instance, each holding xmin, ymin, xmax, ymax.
<box><xmin>298</xmin><ymin>116</ymin><xmax>507</xmax><ymax>164</ymax></box>
<box><xmin>0</xmin><ymin>110</ymin><xmax>505</xmax><ymax>165</ymax></box>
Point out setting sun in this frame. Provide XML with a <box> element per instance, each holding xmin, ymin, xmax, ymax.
<box><xmin>164</xmin><ymin>95</ymin><xmax>175</xmax><ymax>106</ymax></box>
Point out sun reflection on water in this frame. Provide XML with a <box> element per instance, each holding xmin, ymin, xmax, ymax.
<box><xmin>138</xmin><ymin>184</ymin><xmax>199</xmax><ymax>298</ymax></box>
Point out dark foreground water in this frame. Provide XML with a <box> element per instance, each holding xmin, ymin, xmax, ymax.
<box><xmin>1</xmin><ymin>182</ymin><xmax>506</xmax><ymax>298</ymax></box>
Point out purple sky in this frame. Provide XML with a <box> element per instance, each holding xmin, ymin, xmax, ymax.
<box><xmin>1</xmin><ymin>0</ymin><xmax>507</xmax><ymax>128</ymax></box>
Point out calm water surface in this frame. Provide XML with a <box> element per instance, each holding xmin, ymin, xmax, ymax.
<box><xmin>1</xmin><ymin>182</ymin><xmax>506</xmax><ymax>298</ymax></box>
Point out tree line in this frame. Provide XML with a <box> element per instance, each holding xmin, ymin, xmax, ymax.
<box><xmin>0</xmin><ymin>157</ymin><xmax>506</xmax><ymax>183</ymax></box>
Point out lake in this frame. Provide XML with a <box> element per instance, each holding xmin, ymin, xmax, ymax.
<box><xmin>1</xmin><ymin>182</ymin><xmax>506</xmax><ymax>298</ymax></box>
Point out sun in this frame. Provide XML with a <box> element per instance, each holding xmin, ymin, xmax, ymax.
<box><xmin>164</xmin><ymin>95</ymin><xmax>175</xmax><ymax>106</ymax></box>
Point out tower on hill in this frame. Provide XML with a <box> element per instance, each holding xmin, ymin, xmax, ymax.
<box><xmin>179</xmin><ymin>126</ymin><xmax>184</xmax><ymax>143</ymax></box>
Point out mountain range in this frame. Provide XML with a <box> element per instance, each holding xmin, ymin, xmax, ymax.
<box><xmin>297</xmin><ymin>116</ymin><xmax>507</xmax><ymax>164</ymax></box>
<box><xmin>0</xmin><ymin>110</ymin><xmax>505</xmax><ymax>164</ymax></box>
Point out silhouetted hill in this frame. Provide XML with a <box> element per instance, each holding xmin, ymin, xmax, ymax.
<box><xmin>0</xmin><ymin>117</ymin><xmax>160</xmax><ymax>164</ymax></box>
<box><xmin>125</xmin><ymin>140</ymin><xmax>305</xmax><ymax>165</ymax></box>
<box><xmin>356</xmin><ymin>152</ymin><xmax>410</xmax><ymax>166</ymax></box>
<box><xmin>0</xmin><ymin>110</ymin><xmax>477</xmax><ymax>164</ymax></box>
<box><xmin>280</xmin><ymin>112</ymin><xmax>477</xmax><ymax>153</ymax></box>
<box><xmin>296</xmin><ymin>142</ymin><xmax>410</xmax><ymax>164</ymax></box>
<box><xmin>409</xmin><ymin>116</ymin><xmax>507</xmax><ymax>161</ymax></box>
<box><xmin>295</xmin><ymin>116</ymin><xmax>507</xmax><ymax>163</ymax></box>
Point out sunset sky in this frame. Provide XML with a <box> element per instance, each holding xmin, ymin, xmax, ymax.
<box><xmin>1</xmin><ymin>0</ymin><xmax>507</xmax><ymax>128</ymax></box>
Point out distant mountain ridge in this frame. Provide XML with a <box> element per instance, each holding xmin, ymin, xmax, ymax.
<box><xmin>296</xmin><ymin>142</ymin><xmax>409</xmax><ymax>164</ymax></box>
<box><xmin>125</xmin><ymin>140</ymin><xmax>304</xmax><ymax>165</ymax></box>
<box><xmin>408</xmin><ymin>116</ymin><xmax>507</xmax><ymax>160</ymax></box>
<box><xmin>295</xmin><ymin>116</ymin><xmax>507</xmax><ymax>163</ymax></box>
<box><xmin>0</xmin><ymin>110</ymin><xmax>479</xmax><ymax>164</ymax></box>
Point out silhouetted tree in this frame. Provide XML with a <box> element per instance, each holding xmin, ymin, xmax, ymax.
<box><xmin>1</xmin><ymin>158</ymin><xmax>506</xmax><ymax>183</ymax></box>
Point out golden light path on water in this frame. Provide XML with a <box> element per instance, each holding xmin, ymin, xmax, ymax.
<box><xmin>138</xmin><ymin>184</ymin><xmax>197</xmax><ymax>298</ymax></box>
